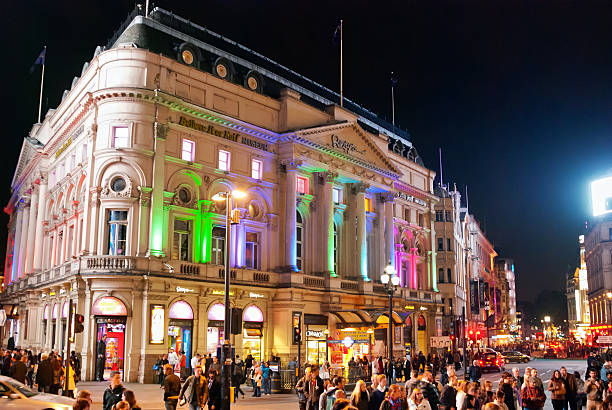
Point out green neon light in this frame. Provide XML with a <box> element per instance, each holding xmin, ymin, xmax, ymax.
<box><xmin>201</xmin><ymin>212</ymin><xmax>212</xmax><ymax>264</ymax></box>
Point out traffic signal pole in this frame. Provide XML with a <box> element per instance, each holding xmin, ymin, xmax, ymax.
<box><xmin>64</xmin><ymin>299</ymin><xmax>73</xmax><ymax>394</ymax></box>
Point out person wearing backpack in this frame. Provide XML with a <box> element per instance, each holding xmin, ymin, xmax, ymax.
<box><xmin>585</xmin><ymin>369</ymin><xmax>604</xmax><ymax>410</ymax></box>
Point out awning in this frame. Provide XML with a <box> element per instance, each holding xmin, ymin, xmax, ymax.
<box><xmin>328</xmin><ymin>310</ymin><xmax>373</xmax><ymax>327</ymax></box>
<box><xmin>369</xmin><ymin>310</ymin><xmax>404</xmax><ymax>326</ymax></box>
<box><xmin>3</xmin><ymin>305</ymin><xmax>18</xmax><ymax>319</ymax></box>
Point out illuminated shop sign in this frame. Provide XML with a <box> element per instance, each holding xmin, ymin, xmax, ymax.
<box><xmin>178</xmin><ymin>116</ymin><xmax>268</xmax><ymax>152</ymax></box>
<box><xmin>211</xmin><ymin>289</ymin><xmax>234</xmax><ymax>296</ymax></box>
<box><xmin>330</xmin><ymin>134</ymin><xmax>365</xmax><ymax>155</ymax></box>
<box><xmin>176</xmin><ymin>286</ymin><xmax>194</xmax><ymax>293</ymax></box>
<box><xmin>591</xmin><ymin>176</ymin><xmax>612</xmax><ymax>216</ymax></box>
<box><xmin>92</xmin><ymin>296</ymin><xmax>128</xmax><ymax>316</ymax></box>
<box><xmin>150</xmin><ymin>305</ymin><xmax>165</xmax><ymax>344</ymax></box>
<box><xmin>249</xmin><ymin>292</ymin><xmax>265</xmax><ymax>299</ymax></box>
<box><xmin>306</xmin><ymin>330</ymin><xmax>324</xmax><ymax>338</ymax></box>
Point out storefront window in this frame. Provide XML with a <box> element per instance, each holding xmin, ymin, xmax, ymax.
<box><xmin>207</xmin><ymin>303</ymin><xmax>225</xmax><ymax>355</ymax></box>
<box><xmin>168</xmin><ymin>301</ymin><xmax>194</xmax><ymax>377</ymax></box>
<box><xmin>242</xmin><ymin>306</ymin><xmax>264</xmax><ymax>362</ymax></box>
<box><xmin>92</xmin><ymin>296</ymin><xmax>128</xmax><ymax>380</ymax></box>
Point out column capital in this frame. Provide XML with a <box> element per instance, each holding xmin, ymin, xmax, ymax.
<box><xmin>377</xmin><ymin>192</ymin><xmax>395</xmax><ymax>203</ymax></box>
<box><xmin>280</xmin><ymin>159</ymin><xmax>302</xmax><ymax>171</ymax></box>
<box><xmin>350</xmin><ymin>182</ymin><xmax>370</xmax><ymax>195</ymax></box>
<box><xmin>314</xmin><ymin>171</ymin><xmax>338</xmax><ymax>185</ymax></box>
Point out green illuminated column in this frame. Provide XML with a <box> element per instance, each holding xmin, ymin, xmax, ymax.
<box><xmin>200</xmin><ymin>200</ymin><xmax>213</xmax><ymax>264</ymax></box>
<box><xmin>318</xmin><ymin>172</ymin><xmax>337</xmax><ymax>276</ymax></box>
<box><xmin>148</xmin><ymin>122</ymin><xmax>168</xmax><ymax>257</ymax></box>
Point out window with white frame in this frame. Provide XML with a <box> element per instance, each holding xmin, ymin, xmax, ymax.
<box><xmin>296</xmin><ymin>210</ymin><xmax>304</xmax><ymax>271</ymax></box>
<box><xmin>251</xmin><ymin>159</ymin><xmax>263</xmax><ymax>180</ymax></box>
<box><xmin>107</xmin><ymin>210</ymin><xmax>128</xmax><ymax>255</ymax></box>
<box><xmin>182</xmin><ymin>139</ymin><xmax>195</xmax><ymax>162</ymax></box>
<box><xmin>212</xmin><ymin>226</ymin><xmax>225</xmax><ymax>265</ymax></box>
<box><xmin>218</xmin><ymin>150</ymin><xmax>230</xmax><ymax>171</ymax></box>
<box><xmin>245</xmin><ymin>232</ymin><xmax>259</xmax><ymax>269</ymax></box>
<box><xmin>172</xmin><ymin>219</ymin><xmax>192</xmax><ymax>261</ymax></box>
<box><xmin>296</xmin><ymin>176</ymin><xmax>309</xmax><ymax>195</ymax></box>
<box><xmin>112</xmin><ymin>126</ymin><xmax>129</xmax><ymax>148</ymax></box>
<box><xmin>333</xmin><ymin>222</ymin><xmax>338</xmax><ymax>274</ymax></box>
<box><xmin>333</xmin><ymin>187</ymin><xmax>342</xmax><ymax>204</ymax></box>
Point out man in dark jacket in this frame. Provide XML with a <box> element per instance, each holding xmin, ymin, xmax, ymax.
<box><xmin>36</xmin><ymin>353</ymin><xmax>53</xmax><ymax>393</ymax></box>
<box><xmin>9</xmin><ymin>355</ymin><xmax>27</xmax><ymax>383</ymax></box>
<box><xmin>305</xmin><ymin>366</ymin><xmax>324</xmax><ymax>410</ymax></box>
<box><xmin>418</xmin><ymin>372</ymin><xmax>440</xmax><ymax>410</ymax></box>
<box><xmin>561</xmin><ymin>366</ymin><xmax>578</xmax><ymax>410</ymax></box>
<box><xmin>500</xmin><ymin>372</ymin><xmax>516</xmax><ymax>410</ymax></box>
<box><xmin>1</xmin><ymin>351</ymin><xmax>11</xmax><ymax>376</ymax></box>
<box><xmin>96</xmin><ymin>335</ymin><xmax>107</xmax><ymax>381</ymax></box>
<box><xmin>179</xmin><ymin>365</ymin><xmax>208</xmax><ymax>410</ymax></box>
<box><xmin>207</xmin><ymin>369</ymin><xmax>222</xmax><ymax>410</ymax></box>
<box><xmin>102</xmin><ymin>371</ymin><xmax>125</xmax><ymax>410</ymax></box>
<box><xmin>163</xmin><ymin>364</ymin><xmax>181</xmax><ymax>410</ymax></box>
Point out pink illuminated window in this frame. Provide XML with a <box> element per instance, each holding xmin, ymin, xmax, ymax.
<box><xmin>43</xmin><ymin>305</ymin><xmax>48</xmax><ymax>320</ymax></box>
<box><xmin>208</xmin><ymin>303</ymin><xmax>225</xmax><ymax>321</ymax></box>
<box><xmin>242</xmin><ymin>305</ymin><xmax>264</xmax><ymax>322</ymax></box>
<box><xmin>62</xmin><ymin>302</ymin><xmax>68</xmax><ymax>319</ymax></box>
<box><xmin>296</xmin><ymin>176</ymin><xmax>309</xmax><ymax>195</ymax></box>
<box><xmin>182</xmin><ymin>139</ymin><xmax>195</xmax><ymax>162</ymax></box>
<box><xmin>169</xmin><ymin>300</ymin><xmax>194</xmax><ymax>319</ymax></box>
<box><xmin>52</xmin><ymin>304</ymin><xmax>58</xmax><ymax>320</ymax></box>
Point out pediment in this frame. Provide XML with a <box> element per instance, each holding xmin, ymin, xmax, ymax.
<box><xmin>293</xmin><ymin>123</ymin><xmax>401</xmax><ymax>178</ymax></box>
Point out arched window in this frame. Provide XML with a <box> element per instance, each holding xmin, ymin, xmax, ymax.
<box><xmin>333</xmin><ymin>222</ymin><xmax>338</xmax><ymax>274</ymax></box>
<box><xmin>438</xmin><ymin>268</ymin><xmax>444</xmax><ymax>283</ymax></box>
<box><xmin>296</xmin><ymin>210</ymin><xmax>303</xmax><ymax>271</ymax></box>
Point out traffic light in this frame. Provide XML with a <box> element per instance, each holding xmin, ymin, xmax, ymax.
<box><xmin>74</xmin><ymin>314</ymin><xmax>85</xmax><ymax>334</ymax></box>
<box><xmin>292</xmin><ymin>312</ymin><xmax>301</xmax><ymax>345</ymax></box>
<box><xmin>230</xmin><ymin>307</ymin><xmax>243</xmax><ymax>335</ymax></box>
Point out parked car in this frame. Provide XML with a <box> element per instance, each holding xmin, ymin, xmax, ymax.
<box><xmin>501</xmin><ymin>351</ymin><xmax>531</xmax><ymax>363</ymax></box>
<box><xmin>0</xmin><ymin>376</ymin><xmax>73</xmax><ymax>409</ymax></box>
<box><xmin>543</xmin><ymin>348</ymin><xmax>557</xmax><ymax>359</ymax></box>
<box><xmin>477</xmin><ymin>352</ymin><xmax>505</xmax><ymax>372</ymax></box>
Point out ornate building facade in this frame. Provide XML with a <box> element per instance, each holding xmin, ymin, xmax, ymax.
<box><xmin>1</xmin><ymin>7</ymin><xmax>442</xmax><ymax>382</ymax></box>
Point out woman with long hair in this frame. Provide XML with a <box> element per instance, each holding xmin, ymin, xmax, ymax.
<box><xmin>548</xmin><ymin>370</ymin><xmax>566</xmax><ymax>410</ymax></box>
<box><xmin>381</xmin><ymin>384</ymin><xmax>408</xmax><ymax>410</ymax></box>
<box><xmin>121</xmin><ymin>390</ymin><xmax>142</xmax><ymax>410</ymax></box>
<box><xmin>349</xmin><ymin>379</ymin><xmax>369</xmax><ymax>410</ymax></box>
<box><xmin>408</xmin><ymin>387</ymin><xmax>431</xmax><ymax>410</ymax></box>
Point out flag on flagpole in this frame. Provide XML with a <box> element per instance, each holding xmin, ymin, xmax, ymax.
<box><xmin>391</xmin><ymin>72</ymin><xmax>398</xmax><ymax>88</ymax></box>
<box><xmin>332</xmin><ymin>23</ymin><xmax>341</xmax><ymax>45</ymax></box>
<box><xmin>29</xmin><ymin>47</ymin><xmax>46</xmax><ymax>73</ymax></box>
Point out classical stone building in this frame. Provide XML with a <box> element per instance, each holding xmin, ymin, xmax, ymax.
<box><xmin>1</xmin><ymin>7</ymin><xmax>442</xmax><ymax>382</ymax></box>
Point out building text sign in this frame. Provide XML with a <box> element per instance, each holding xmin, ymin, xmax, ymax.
<box><xmin>178</xmin><ymin>116</ymin><xmax>268</xmax><ymax>152</ymax></box>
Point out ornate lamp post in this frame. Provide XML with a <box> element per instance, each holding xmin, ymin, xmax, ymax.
<box><xmin>212</xmin><ymin>189</ymin><xmax>245</xmax><ymax>410</ymax></box>
<box><xmin>380</xmin><ymin>263</ymin><xmax>400</xmax><ymax>360</ymax></box>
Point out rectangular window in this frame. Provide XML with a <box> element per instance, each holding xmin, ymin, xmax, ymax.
<box><xmin>609</xmin><ymin>227</ymin><xmax>612</xmax><ymax>240</ymax></box>
<box><xmin>112</xmin><ymin>126</ymin><xmax>129</xmax><ymax>148</ymax></box>
<box><xmin>333</xmin><ymin>187</ymin><xmax>342</xmax><ymax>204</ymax></box>
<box><xmin>365</xmin><ymin>198</ymin><xmax>373</xmax><ymax>213</ymax></box>
<box><xmin>212</xmin><ymin>226</ymin><xmax>225</xmax><ymax>265</ymax></box>
<box><xmin>81</xmin><ymin>144</ymin><xmax>88</xmax><ymax>163</ymax></box>
<box><xmin>57</xmin><ymin>163</ymin><xmax>64</xmax><ymax>181</ymax></box>
<box><xmin>404</xmin><ymin>208</ymin><xmax>411</xmax><ymax>222</ymax></box>
<box><xmin>245</xmin><ymin>232</ymin><xmax>259</xmax><ymax>269</ymax></box>
<box><xmin>447</xmin><ymin>268</ymin><xmax>452</xmax><ymax>283</ymax></box>
<box><xmin>107</xmin><ymin>210</ymin><xmax>128</xmax><ymax>255</ymax></box>
<box><xmin>181</xmin><ymin>139</ymin><xmax>195</xmax><ymax>162</ymax></box>
<box><xmin>296</xmin><ymin>176</ymin><xmax>309</xmax><ymax>195</ymax></box>
<box><xmin>418</xmin><ymin>213</ymin><xmax>424</xmax><ymax>227</ymax></box>
<box><xmin>172</xmin><ymin>219</ymin><xmax>192</xmax><ymax>261</ymax></box>
<box><xmin>251</xmin><ymin>159</ymin><xmax>263</xmax><ymax>180</ymax></box>
<box><xmin>438</xmin><ymin>268</ymin><xmax>444</xmax><ymax>283</ymax></box>
<box><xmin>447</xmin><ymin>238</ymin><xmax>452</xmax><ymax>251</ymax></box>
<box><xmin>70</xmin><ymin>153</ymin><xmax>76</xmax><ymax>171</ymax></box>
<box><xmin>435</xmin><ymin>211</ymin><xmax>443</xmax><ymax>222</ymax></box>
<box><xmin>218</xmin><ymin>150</ymin><xmax>230</xmax><ymax>171</ymax></box>
<box><xmin>445</xmin><ymin>211</ymin><xmax>452</xmax><ymax>222</ymax></box>
<box><xmin>437</xmin><ymin>238</ymin><xmax>443</xmax><ymax>251</ymax></box>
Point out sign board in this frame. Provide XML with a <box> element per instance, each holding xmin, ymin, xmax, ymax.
<box><xmin>149</xmin><ymin>304</ymin><xmax>165</xmax><ymax>344</ymax></box>
<box><xmin>430</xmin><ymin>336</ymin><xmax>452</xmax><ymax>348</ymax></box>
<box><xmin>597</xmin><ymin>336</ymin><xmax>612</xmax><ymax>344</ymax></box>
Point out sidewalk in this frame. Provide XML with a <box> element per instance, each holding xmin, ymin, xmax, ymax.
<box><xmin>77</xmin><ymin>381</ymin><xmax>296</xmax><ymax>410</ymax></box>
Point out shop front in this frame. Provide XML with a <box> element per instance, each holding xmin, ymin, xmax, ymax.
<box><xmin>51</xmin><ymin>303</ymin><xmax>58</xmax><ymax>350</ymax></box>
<box><xmin>242</xmin><ymin>305</ymin><xmax>264</xmax><ymax>362</ymax></box>
<box><xmin>60</xmin><ymin>302</ymin><xmax>69</xmax><ymax>354</ymax></box>
<box><xmin>416</xmin><ymin>314</ymin><xmax>427</xmax><ymax>354</ymax></box>
<box><xmin>167</xmin><ymin>300</ymin><xmax>194</xmax><ymax>374</ymax></box>
<box><xmin>92</xmin><ymin>296</ymin><xmax>128</xmax><ymax>380</ymax></box>
<box><xmin>329</xmin><ymin>328</ymin><xmax>373</xmax><ymax>373</ymax></box>
<box><xmin>3</xmin><ymin>305</ymin><xmax>19</xmax><ymax>347</ymax></box>
<box><xmin>42</xmin><ymin>305</ymin><xmax>48</xmax><ymax>347</ymax></box>
<box><xmin>206</xmin><ymin>303</ymin><xmax>225</xmax><ymax>355</ymax></box>
<box><xmin>304</xmin><ymin>314</ymin><xmax>328</xmax><ymax>366</ymax></box>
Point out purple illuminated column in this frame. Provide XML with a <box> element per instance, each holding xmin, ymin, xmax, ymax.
<box><xmin>284</xmin><ymin>162</ymin><xmax>298</xmax><ymax>271</ymax></box>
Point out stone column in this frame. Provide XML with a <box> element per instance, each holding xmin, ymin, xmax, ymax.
<box><xmin>10</xmin><ymin>205</ymin><xmax>24</xmax><ymax>281</ymax></box>
<box><xmin>51</xmin><ymin>231</ymin><xmax>59</xmax><ymax>267</ymax></box>
<box><xmin>71</xmin><ymin>208</ymin><xmax>80</xmax><ymax>259</ymax></box>
<box><xmin>25</xmin><ymin>187</ymin><xmax>39</xmax><ymax>274</ymax></box>
<box><xmin>384</xmin><ymin>197</ymin><xmax>395</xmax><ymax>270</ymax></box>
<box><xmin>137</xmin><ymin>188</ymin><xmax>151</xmax><ymax>256</ymax></box>
<box><xmin>316</xmin><ymin>172</ymin><xmax>336</xmax><ymax>275</ymax></box>
<box><xmin>59</xmin><ymin>221</ymin><xmax>67</xmax><ymax>263</ymax></box>
<box><xmin>353</xmin><ymin>183</ymin><xmax>368</xmax><ymax>280</ymax></box>
<box><xmin>375</xmin><ymin>195</ymin><xmax>386</xmax><ymax>281</ymax></box>
<box><xmin>87</xmin><ymin>188</ymin><xmax>101</xmax><ymax>255</ymax></box>
<box><xmin>16</xmin><ymin>202</ymin><xmax>30</xmax><ymax>278</ymax></box>
<box><xmin>148</xmin><ymin>122</ymin><xmax>168</xmax><ymax>257</ymax></box>
<box><xmin>33</xmin><ymin>179</ymin><xmax>48</xmax><ymax>270</ymax></box>
<box><xmin>284</xmin><ymin>161</ymin><xmax>298</xmax><ymax>271</ymax></box>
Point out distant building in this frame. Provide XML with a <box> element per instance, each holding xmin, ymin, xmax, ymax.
<box><xmin>567</xmin><ymin>235</ymin><xmax>590</xmax><ymax>341</ymax></box>
<box><xmin>494</xmin><ymin>257</ymin><xmax>517</xmax><ymax>341</ymax></box>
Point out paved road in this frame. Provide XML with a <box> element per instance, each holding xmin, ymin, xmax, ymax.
<box><xmin>75</xmin><ymin>358</ymin><xmax>586</xmax><ymax>410</ymax></box>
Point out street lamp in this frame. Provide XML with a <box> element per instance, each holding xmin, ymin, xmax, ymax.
<box><xmin>212</xmin><ymin>189</ymin><xmax>245</xmax><ymax>410</ymax></box>
<box><xmin>380</xmin><ymin>263</ymin><xmax>400</xmax><ymax>360</ymax></box>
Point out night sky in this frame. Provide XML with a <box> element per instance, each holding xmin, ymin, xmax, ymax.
<box><xmin>1</xmin><ymin>0</ymin><xmax>611</xmax><ymax>301</ymax></box>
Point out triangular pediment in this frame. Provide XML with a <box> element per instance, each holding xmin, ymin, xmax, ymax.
<box><xmin>292</xmin><ymin>122</ymin><xmax>401</xmax><ymax>178</ymax></box>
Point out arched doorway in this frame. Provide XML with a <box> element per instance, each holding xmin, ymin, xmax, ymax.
<box><xmin>92</xmin><ymin>296</ymin><xmax>128</xmax><ymax>381</ymax></box>
<box><xmin>168</xmin><ymin>300</ymin><xmax>194</xmax><ymax>377</ymax></box>
<box><xmin>242</xmin><ymin>305</ymin><xmax>264</xmax><ymax>361</ymax></box>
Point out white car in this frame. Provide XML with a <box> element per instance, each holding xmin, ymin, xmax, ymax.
<box><xmin>0</xmin><ymin>376</ymin><xmax>74</xmax><ymax>409</ymax></box>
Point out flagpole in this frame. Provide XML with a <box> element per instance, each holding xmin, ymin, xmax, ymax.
<box><xmin>391</xmin><ymin>71</ymin><xmax>395</xmax><ymax>126</ymax></box>
<box><xmin>340</xmin><ymin>19</ymin><xmax>343</xmax><ymax>107</ymax></box>
<box><xmin>37</xmin><ymin>46</ymin><xmax>46</xmax><ymax>124</ymax></box>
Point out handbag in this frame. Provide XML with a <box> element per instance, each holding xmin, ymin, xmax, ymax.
<box><xmin>153</xmin><ymin>363</ymin><xmax>160</xmax><ymax>371</ymax></box>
